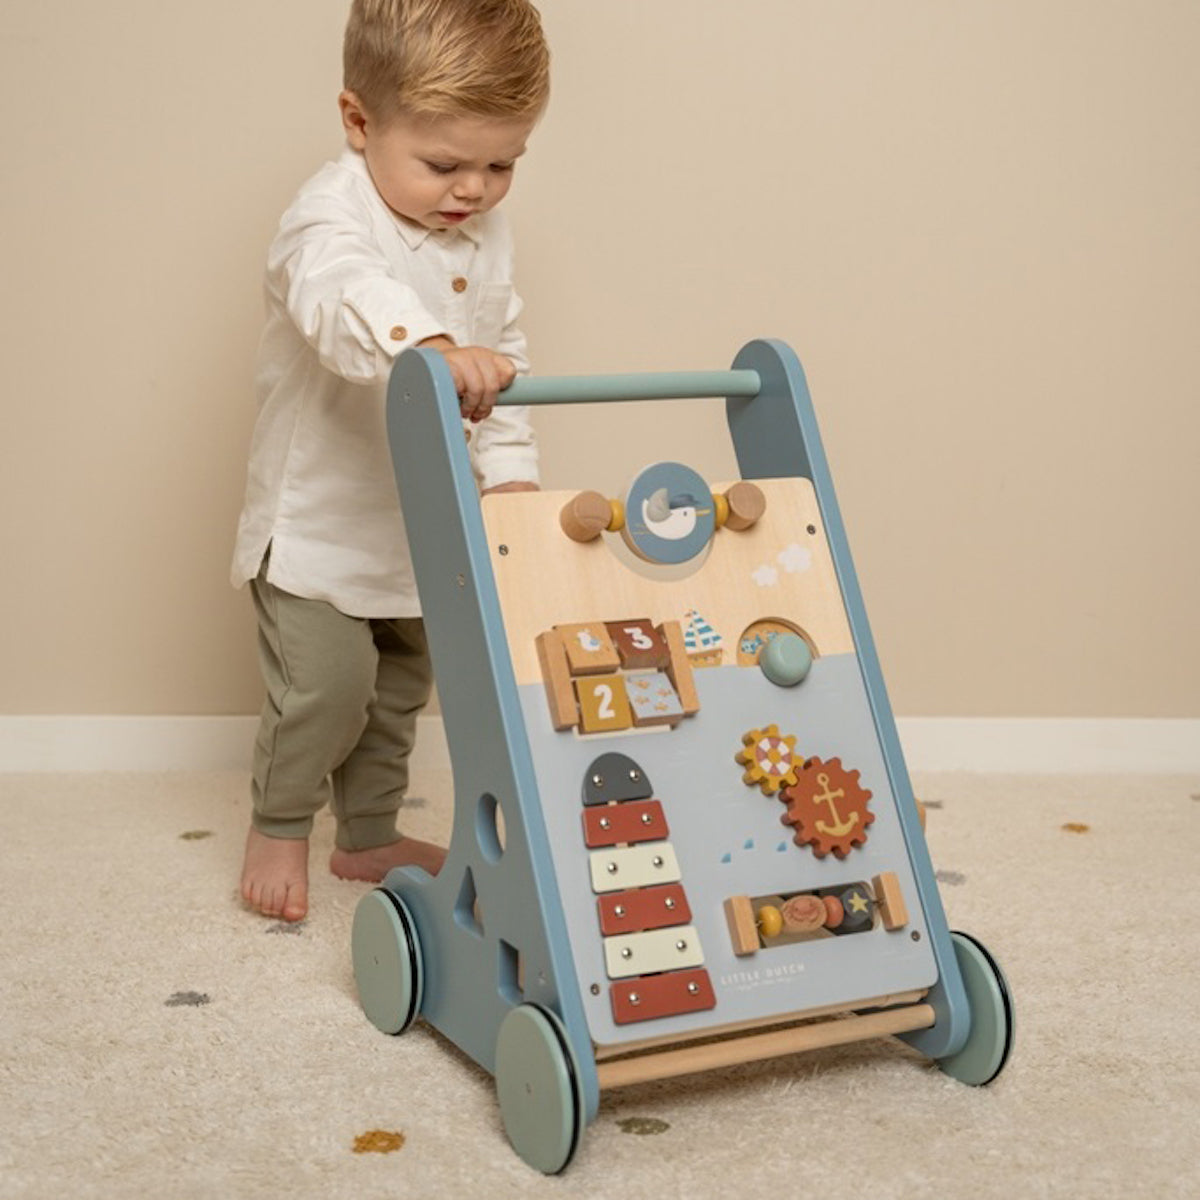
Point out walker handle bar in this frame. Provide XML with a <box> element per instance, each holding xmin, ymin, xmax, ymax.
<box><xmin>498</xmin><ymin>369</ymin><xmax>761</xmax><ymax>406</ymax></box>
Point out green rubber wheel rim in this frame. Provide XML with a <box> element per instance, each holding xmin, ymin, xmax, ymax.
<box><xmin>937</xmin><ymin>930</ymin><xmax>1015</xmax><ymax>1086</ymax></box>
<box><xmin>495</xmin><ymin>1005</ymin><xmax>584</xmax><ymax>1174</ymax></box>
<box><xmin>351</xmin><ymin>888</ymin><xmax>423</xmax><ymax>1035</ymax></box>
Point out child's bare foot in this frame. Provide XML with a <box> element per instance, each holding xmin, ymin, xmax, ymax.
<box><xmin>241</xmin><ymin>828</ymin><xmax>309</xmax><ymax>922</ymax></box>
<box><xmin>329</xmin><ymin>836</ymin><xmax>447</xmax><ymax>883</ymax></box>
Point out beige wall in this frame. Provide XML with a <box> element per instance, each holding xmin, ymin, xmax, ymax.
<box><xmin>2</xmin><ymin>1</ymin><xmax>1196</xmax><ymax>719</ymax></box>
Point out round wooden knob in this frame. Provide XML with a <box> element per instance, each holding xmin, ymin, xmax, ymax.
<box><xmin>560</xmin><ymin>491</ymin><xmax>623</xmax><ymax>542</ymax></box>
<box><xmin>721</xmin><ymin>481</ymin><xmax>766</xmax><ymax>531</ymax></box>
<box><xmin>760</xmin><ymin>633</ymin><xmax>813</xmax><ymax>687</ymax></box>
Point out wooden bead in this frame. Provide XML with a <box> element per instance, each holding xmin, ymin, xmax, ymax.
<box><xmin>560</xmin><ymin>490</ymin><xmax>615</xmax><ymax>542</ymax></box>
<box><xmin>821</xmin><ymin>894</ymin><xmax>844</xmax><ymax>928</ymax></box>
<box><xmin>722</xmin><ymin>481</ymin><xmax>766</xmax><ymax>531</ymax></box>
<box><xmin>756</xmin><ymin>904</ymin><xmax>783</xmax><ymax>939</ymax></box>
<box><xmin>779</xmin><ymin>893</ymin><xmax>826</xmax><ymax>933</ymax></box>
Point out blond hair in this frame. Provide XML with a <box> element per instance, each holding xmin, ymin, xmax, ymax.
<box><xmin>344</xmin><ymin>0</ymin><xmax>550</xmax><ymax>121</ymax></box>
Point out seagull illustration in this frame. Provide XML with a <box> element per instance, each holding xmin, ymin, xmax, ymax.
<box><xmin>641</xmin><ymin>488</ymin><xmax>699</xmax><ymax>541</ymax></box>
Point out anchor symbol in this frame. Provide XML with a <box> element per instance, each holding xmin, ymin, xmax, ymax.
<box><xmin>813</xmin><ymin>772</ymin><xmax>859</xmax><ymax>838</ymax></box>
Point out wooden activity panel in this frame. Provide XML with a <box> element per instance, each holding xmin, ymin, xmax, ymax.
<box><xmin>486</xmin><ymin>476</ymin><xmax>937</xmax><ymax>1046</ymax></box>
<box><xmin>352</xmin><ymin>340</ymin><xmax>1015</xmax><ymax>1174</ymax></box>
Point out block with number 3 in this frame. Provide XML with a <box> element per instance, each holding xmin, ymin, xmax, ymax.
<box><xmin>604</xmin><ymin>619</ymin><xmax>669</xmax><ymax>670</ymax></box>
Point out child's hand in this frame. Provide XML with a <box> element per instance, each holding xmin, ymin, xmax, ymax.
<box><xmin>418</xmin><ymin>338</ymin><xmax>516</xmax><ymax>423</ymax></box>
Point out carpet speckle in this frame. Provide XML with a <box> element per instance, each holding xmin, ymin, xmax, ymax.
<box><xmin>265</xmin><ymin>921</ymin><xmax>305</xmax><ymax>935</ymax></box>
<box><xmin>165</xmin><ymin>991</ymin><xmax>210</xmax><ymax>1007</ymax></box>
<box><xmin>353</xmin><ymin>1130</ymin><xmax>406</xmax><ymax>1154</ymax></box>
<box><xmin>921</xmin><ymin>799</ymin><xmax>945</xmax><ymax>809</ymax></box>
<box><xmin>617</xmin><ymin>1117</ymin><xmax>670</xmax><ymax>1136</ymax></box>
<box><xmin>179</xmin><ymin>830</ymin><xmax>213</xmax><ymax>840</ymax></box>
<box><xmin>1061</xmin><ymin>822</ymin><xmax>1091</xmax><ymax>833</ymax></box>
<box><xmin>936</xmin><ymin>869</ymin><xmax>966</xmax><ymax>886</ymax></box>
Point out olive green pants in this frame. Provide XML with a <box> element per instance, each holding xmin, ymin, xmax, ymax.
<box><xmin>249</xmin><ymin>570</ymin><xmax>432</xmax><ymax>852</ymax></box>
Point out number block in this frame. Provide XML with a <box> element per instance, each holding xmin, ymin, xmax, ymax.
<box><xmin>556</xmin><ymin>622</ymin><xmax>621</xmax><ymax>675</ymax></box>
<box><xmin>575</xmin><ymin>673</ymin><xmax>632</xmax><ymax>734</ymax></box>
<box><xmin>625</xmin><ymin>670</ymin><xmax>685</xmax><ymax>727</ymax></box>
<box><xmin>604</xmin><ymin>619</ymin><xmax>670</xmax><ymax>670</ymax></box>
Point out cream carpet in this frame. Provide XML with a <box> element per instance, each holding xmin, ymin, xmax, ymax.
<box><xmin>2</xmin><ymin>760</ymin><xmax>1198</xmax><ymax>1199</ymax></box>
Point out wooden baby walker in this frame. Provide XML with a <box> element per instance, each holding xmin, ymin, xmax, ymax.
<box><xmin>351</xmin><ymin>339</ymin><xmax>1014</xmax><ymax>1173</ymax></box>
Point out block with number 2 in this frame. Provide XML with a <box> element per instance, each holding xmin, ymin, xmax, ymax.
<box><xmin>574</xmin><ymin>673</ymin><xmax>632</xmax><ymax>733</ymax></box>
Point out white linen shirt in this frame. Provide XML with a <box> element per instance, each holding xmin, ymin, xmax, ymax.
<box><xmin>231</xmin><ymin>147</ymin><xmax>538</xmax><ymax>618</ymax></box>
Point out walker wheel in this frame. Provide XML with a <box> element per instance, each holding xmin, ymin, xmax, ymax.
<box><xmin>936</xmin><ymin>930</ymin><xmax>1015</xmax><ymax>1085</ymax></box>
<box><xmin>351</xmin><ymin>888</ymin><xmax>424</xmax><ymax>1035</ymax></box>
<box><xmin>495</xmin><ymin>1004</ymin><xmax>585</xmax><ymax>1174</ymax></box>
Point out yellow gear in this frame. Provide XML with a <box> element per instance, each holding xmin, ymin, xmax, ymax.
<box><xmin>735</xmin><ymin>724</ymin><xmax>800</xmax><ymax>795</ymax></box>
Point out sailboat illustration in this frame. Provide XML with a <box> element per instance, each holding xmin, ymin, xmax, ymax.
<box><xmin>683</xmin><ymin>608</ymin><xmax>724</xmax><ymax>667</ymax></box>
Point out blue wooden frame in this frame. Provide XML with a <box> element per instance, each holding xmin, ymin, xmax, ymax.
<box><xmin>379</xmin><ymin>338</ymin><xmax>970</xmax><ymax>1128</ymax></box>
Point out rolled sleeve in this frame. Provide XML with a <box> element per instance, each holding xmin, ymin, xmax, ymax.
<box><xmin>270</xmin><ymin>197</ymin><xmax>448</xmax><ymax>386</ymax></box>
<box><xmin>471</xmin><ymin>403</ymin><xmax>540</xmax><ymax>490</ymax></box>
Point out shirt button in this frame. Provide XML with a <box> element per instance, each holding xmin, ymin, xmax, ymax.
<box><xmin>389</xmin><ymin>325</ymin><xmax>408</xmax><ymax>341</ymax></box>
<box><xmin>451</xmin><ymin>276</ymin><xmax>468</xmax><ymax>293</ymax></box>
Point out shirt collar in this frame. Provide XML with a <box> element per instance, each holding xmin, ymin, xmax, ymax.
<box><xmin>339</xmin><ymin>146</ymin><xmax>483</xmax><ymax>249</ymax></box>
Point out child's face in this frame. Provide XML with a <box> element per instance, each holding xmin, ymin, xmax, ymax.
<box><xmin>340</xmin><ymin>95</ymin><xmax>536</xmax><ymax>231</ymax></box>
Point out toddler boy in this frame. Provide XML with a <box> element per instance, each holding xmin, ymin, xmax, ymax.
<box><xmin>231</xmin><ymin>0</ymin><xmax>549</xmax><ymax>921</ymax></box>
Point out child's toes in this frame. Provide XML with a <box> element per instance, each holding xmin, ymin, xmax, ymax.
<box><xmin>281</xmin><ymin>884</ymin><xmax>307</xmax><ymax>922</ymax></box>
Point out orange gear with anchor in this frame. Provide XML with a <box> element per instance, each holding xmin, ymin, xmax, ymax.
<box><xmin>781</xmin><ymin>757</ymin><xmax>874</xmax><ymax>858</ymax></box>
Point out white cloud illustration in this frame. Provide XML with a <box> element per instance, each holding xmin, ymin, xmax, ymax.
<box><xmin>777</xmin><ymin>542</ymin><xmax>812</xmax><ymax>573</ymax></box>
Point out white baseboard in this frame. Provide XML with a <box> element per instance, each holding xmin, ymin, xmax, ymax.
<box><xmin>0</xmin><ymin>714</ymin><xmax>1195</xmax><ymax>775</ymax></box>
<box><xmin>0</xmin><ymin>716</ymin><xmax>263</xmax><ymax>773</ymax></box>
<box><xmin>895</xmin><ymin>717</ymin><xmax>1198</xmax><ymax>774</ymax></box>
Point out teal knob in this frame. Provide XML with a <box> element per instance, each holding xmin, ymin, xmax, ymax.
<box><xmin>759</xmin><ymin>633</ymin><xmax>812</xmax><ymax>687</ymax></box>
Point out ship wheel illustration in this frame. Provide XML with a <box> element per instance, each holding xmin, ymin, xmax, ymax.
<box><xmin>735</xmin><ymin>724</ymin><xmax>800</xmax><ymax>795</ymax></box>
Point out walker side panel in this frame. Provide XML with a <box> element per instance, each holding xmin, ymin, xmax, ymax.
<box><xmin>383</xmin><ymin>349</ymin><xmax>600</xmax><ymax>1119</ymax></box>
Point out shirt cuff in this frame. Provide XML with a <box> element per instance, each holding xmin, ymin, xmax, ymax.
<box><xmin>342</xmin><ymin>290</ymin><xmax>449</xmax><ymax>383</ymax></box>
<box><xmin>474</xmin><ymin>445</ymin><xmax>540</xmax><ymax>491</ymax></box>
